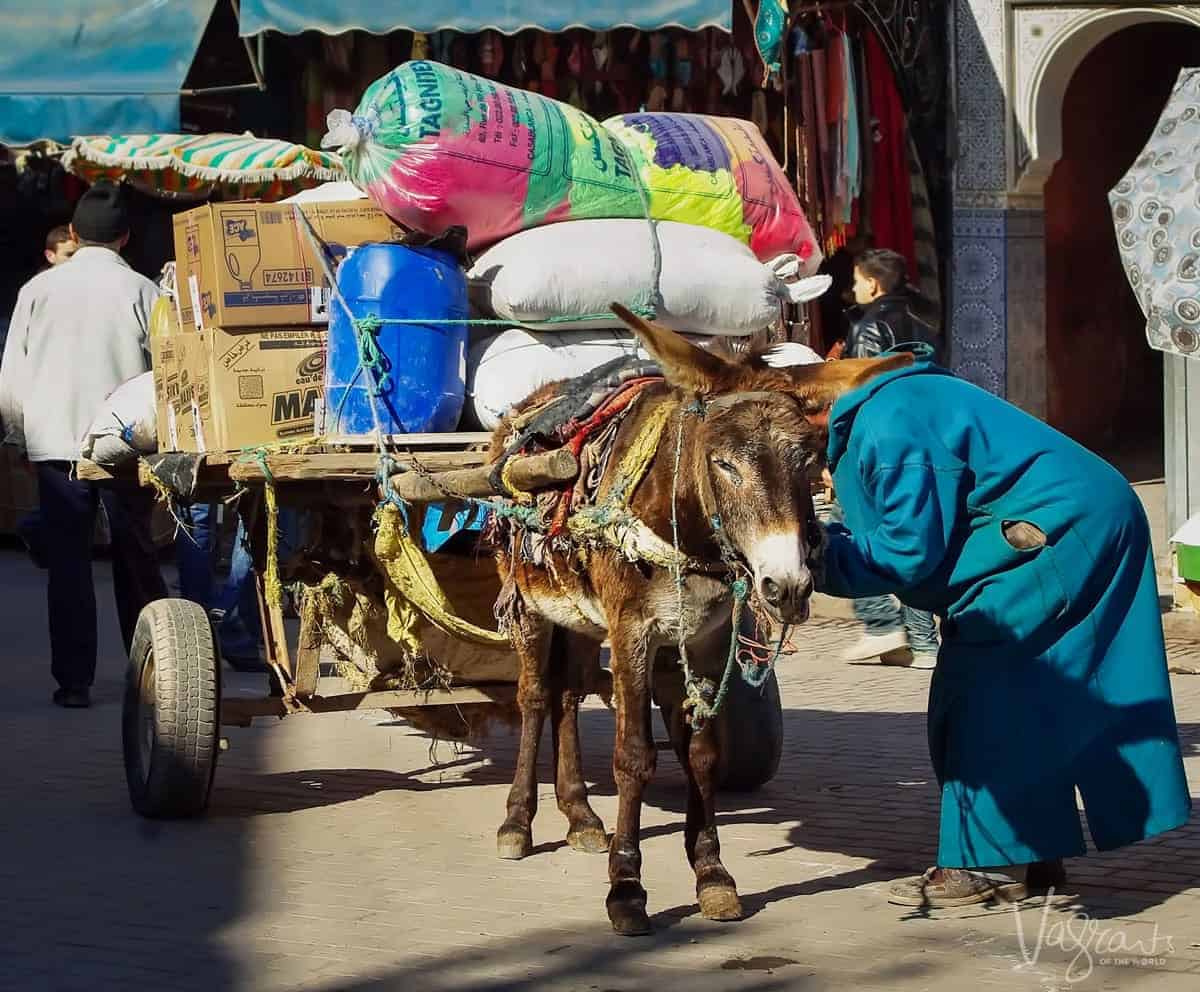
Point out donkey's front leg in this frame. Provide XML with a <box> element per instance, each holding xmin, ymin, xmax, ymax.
<box><xmin>550</xmin><ymin>629</ymin><xmax>608</xmax><ymax>853</ymax></box>
<box><xmin>497</xmin><ymin>614</ymin><xmax>553</xmax><ymax>860</ymax></box>
<box><xmin>684</xmin><ymin>715</ymin><xmax>743</xmax><ymax>921</ymax></box>
<box><xmin>606</xmin><ymin>627</ymin><xmax>657</xmax><ymax>935</ymax></box>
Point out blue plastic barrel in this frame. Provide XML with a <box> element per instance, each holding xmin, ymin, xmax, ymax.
<box><xmin>325</xmin><ymin>243</ymin><xmax>468</xmax><ymax>436</ymax></box>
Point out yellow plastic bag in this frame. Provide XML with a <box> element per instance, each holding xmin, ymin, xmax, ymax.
<box><xmin>149</xmin><ymin>295</ymin><xmax>178</xmax><ymax>338</ymax></box>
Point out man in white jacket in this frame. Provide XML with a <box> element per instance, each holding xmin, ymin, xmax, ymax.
<box><xmin>0</xmin><ymin>183</ymin><xmax>167</xmax><ymax>708</ymax></box>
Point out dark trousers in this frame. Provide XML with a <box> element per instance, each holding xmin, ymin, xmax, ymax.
<box><xmin>36</xmin><ymin>462</ymin><xmax>168</xmax><ymax>690</ymax></box>
<box><xmin>174</xmin><ymin>501</ymin><xmax>264</xmax><ymax>658</ymax></box>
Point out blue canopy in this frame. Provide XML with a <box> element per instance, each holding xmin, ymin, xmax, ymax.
<box><xmin>0</xmin><ymin>1</ymin><xmax>216</xmax><ymax>145</ymax></box>
<box><xmin>239</xmin><ymin>0</ymin><xmax>731</xmax><ymax>35</ymax></box>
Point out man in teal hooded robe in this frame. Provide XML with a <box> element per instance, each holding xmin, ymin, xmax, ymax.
<box><xmin>812</xmin><ymin>360</ymin><xmax>1191</xmax><ymax>906</ymax></box>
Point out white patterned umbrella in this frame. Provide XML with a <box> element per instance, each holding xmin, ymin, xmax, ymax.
<box><xmin>1111</xmin><ymin>67</ymin><xmax>1200</xmax><ymax>358</ymax></box>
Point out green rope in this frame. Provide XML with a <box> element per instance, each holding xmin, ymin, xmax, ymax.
<box><xmin>349</xmin><ymin>305</ymin><xmax>658</xmax><ymax>331</ymax></box>
<box><xmin>683</xmin><ymin>577</ymin><xmax>749</xmax><ymax>727</ymax></box>
<box><xmin>668</xmin><ymin>401</ymin><xmax>740</xmax><ymax>730</ymax></box>
<box><xmin>354</xmin><ymin>314</ymin><xmax>392</xmax><ymax>396</ymax></box>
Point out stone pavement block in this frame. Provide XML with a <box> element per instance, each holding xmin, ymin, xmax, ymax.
<box><xmin>2</xmin><ymin>550</ymin><xmax>1199</xmax><ymax>991</ymax></box>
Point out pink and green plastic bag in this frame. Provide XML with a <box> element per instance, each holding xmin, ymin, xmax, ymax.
<box><xmin>325</xmin><ymin>60</ymin><xmax>820</xmax><ymax>267</ymax></box>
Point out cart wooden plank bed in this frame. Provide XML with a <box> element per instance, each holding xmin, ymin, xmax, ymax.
<box><xmin>80</xmin><ymin>429</ymin><xmax>784</xmax><ymax>819</ymax></box>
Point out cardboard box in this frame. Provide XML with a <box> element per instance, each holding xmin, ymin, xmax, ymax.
<box><xmin>151</xmin><ymin>333</ymin><xmax>183</xmax><ymax>452</ymax></box>
<box><xmin>172</xmin><ymin>332</ymin><xmax>211</xmax><ymax>453</ymax></box>
<box><xmin>172</xmin><ymin>200</ymin><xmax>400</xmax><ymax>330</ymax></box>
<box><xmin>191</xmin><ymin>326</ymin><xmax>327</xmax><ymax>452</ymax></box>
<box><xmin>151</xmin><ymin>331</ymin><xmax>205</xmax><ymax>452</ymax></box>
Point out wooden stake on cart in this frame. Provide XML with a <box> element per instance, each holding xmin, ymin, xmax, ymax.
<box><xmin>293</xmin><ymin>600</ymin><xmax>322</xmax><ymax>698</ymax></box>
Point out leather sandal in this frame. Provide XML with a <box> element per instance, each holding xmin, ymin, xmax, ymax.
<box><xmin>889</xmin><ymin>861</ymin><xmax>1067</xmax><ymax>908</ymax></box>
<box><xmin>888</xmin><ymin>867</ymin><xmax>1001</xmax><ymax>908</ymax></box>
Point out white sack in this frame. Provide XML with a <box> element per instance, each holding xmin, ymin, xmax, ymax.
<box><xmin>468</xmin><ymin>220</ymin><xmax>828</xmax><ymax>336</ymax></box>
<box><xmin>467</xmin><ymin>329</ymin><xmax>649</xmax><ymax>431</ymax></box>
<box><xmin>80</xmin><ymin>371</ymin><xmax>157</xmax><ymax>466</ymax></box>
<box><xmin>283</xmin><ymin>180</ymin><xmax>368</xmax><ymax>203</ymax></box>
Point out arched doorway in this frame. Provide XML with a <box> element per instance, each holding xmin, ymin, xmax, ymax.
<box><xmin>1043</xmin><ymin>22</ymin><xmax>1200</xmax><ymax>479</ymax></box>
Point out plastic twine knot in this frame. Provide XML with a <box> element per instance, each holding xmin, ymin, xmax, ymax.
<box><xmin>353</xmin><ymin>314</ymin><xmax>393</xmax><ymax>397</ymax></box>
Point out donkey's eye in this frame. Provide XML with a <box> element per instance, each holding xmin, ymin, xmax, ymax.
<box><xmin>712</xmin><ymin>458</ymin><xmax>742</xmax><ymax>484</ymax></box>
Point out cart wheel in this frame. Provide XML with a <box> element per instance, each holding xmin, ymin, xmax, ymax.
<box><xmin>658</xmin><ymin>669</ymin><xmax>784</xmax><ymax>793</ymax></box>
<box><xmin>711</xmin><ymin>669</ymin><xmax>784</xmax><ymax>792</ymax></box>
<box><xmin>123</xmin><ymin>599</ymin><xmax>221</xmax><ymax>818</ymax></box>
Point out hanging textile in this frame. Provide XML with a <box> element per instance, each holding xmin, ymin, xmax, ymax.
<box><xmin>795</xmin><ymin>50</ymin><xmax>826</xmax><ymax>245</ymax></box>
<box><xmin>856</xmin><ymin>36</ymin><xmax>875</xmax><ymax>240</ymax></box>
<box><xmin>811</xmin><ymin>47</ymin><xmax>834</xmax><ymax>234</ymax></box>
<box><xmin>754</xmin><ymin>0</ymin><xmax>789</xmax><ymax>79</ymax></box>
<box><xmin>787</xmin><ymin>28</ymin><xmax>830</xmax><ymax>354</ymax></box>
<box><xmin>863</xmin><ymin>30</ymin><xmax>917</xmax><ymax>278</ymax></box>
<box><xmin>825</xmin><ymin>26</ymin><xmax>846</xmax><ymax>239</ymax></box>
<box><xmin>908</xmin><ymin>134</ymin><xmax>942</xmax><ymax>328</ymax></box>
<box><xmin>843</xmin><ymin>34</ymin><xmax>860</xmax><ymax>227</ymax></box>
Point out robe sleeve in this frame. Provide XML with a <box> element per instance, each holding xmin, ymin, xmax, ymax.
<box><xmin>819</xmin><ymin>434</ymin><xmax>966</xmax><ymax>601</ymax></box>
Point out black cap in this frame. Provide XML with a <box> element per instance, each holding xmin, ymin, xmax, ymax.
<box><xmin>72</xmin><ymin>181</ymin><xmax>130</xmax><ymax>244</ymax></box>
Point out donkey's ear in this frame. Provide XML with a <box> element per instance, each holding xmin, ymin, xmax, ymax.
<box><xmin>610</xmin><ymin>303</ymin><xmax>735</xmax><ymax>394</ymax></box>
<box><xmin>774</xmin><ymin>353</ymin><xmax>914</xmax><ymax>414</ymax></box>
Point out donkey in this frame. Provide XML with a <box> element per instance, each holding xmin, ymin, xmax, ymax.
<box><xmin>491</xmin><ymin>305</ymin><xmax>912</xmax><ymax>935</ymax></box>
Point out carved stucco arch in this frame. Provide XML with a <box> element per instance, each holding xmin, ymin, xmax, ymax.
<box><xmin>1013</xmin><ymin>4</ymin><xmax>1200</xmax><ymax>195</ymax></box>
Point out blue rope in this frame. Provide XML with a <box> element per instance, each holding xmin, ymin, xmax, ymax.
<box><xmin>111</xmin><ymin>414</ymin><xmax>135</xmax><ymax>445</ymax></box>
<box><xmin>375</xmin><ymin>455</ymin><xmax>409</xmax><ymax>518</ymax></box>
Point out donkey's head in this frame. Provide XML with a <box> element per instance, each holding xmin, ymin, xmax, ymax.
<box><xmin>612</xmin><ymin>304</ymin><xmax>911</xmax><ymax>625</ymax></box>
<box><xmin>691</xmin><ymin>389</ymin><xmax>822</xmax><ymax>623</ymax></box>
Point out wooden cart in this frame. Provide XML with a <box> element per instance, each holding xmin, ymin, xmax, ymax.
<box><xmin>82</xmin><ymin>433</ymin><xmax>785</xmax><ymax>819</ymax></box>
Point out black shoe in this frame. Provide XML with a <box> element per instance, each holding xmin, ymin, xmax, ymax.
<box><xmin>994</xmin><ymin>859</ymin><xmax>1068</xmax><ymax>903</ymax></box>
<box><xmin>1025</xmin><ymin>859</ymin><xmax>1067</xmax><ymax>892</ymax></box>
<box><xmin>52</xmin><ymin>688</ymin><xmax>91</xmax><ymax>709</ymax></box>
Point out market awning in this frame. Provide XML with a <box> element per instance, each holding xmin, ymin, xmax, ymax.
<box><xmin>238</xmin><ymin>0</ymin><xmax>731</xmax><ymax>35</ymax></box>
<box><xmin>0</xmin><ymin>1</ymin><xmax>217</xmax><ymax>145</ymax></box>
<box><xmin>62</xmin><ymin>133</ymin><xmax>344</xmax><ymax>200</ymax></box>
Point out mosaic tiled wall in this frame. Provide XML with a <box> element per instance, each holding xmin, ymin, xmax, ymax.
<box><xmin>949</xmin><ymin>208</ymin><xmax>1006</xmax><ymax>394</ymax></box>
<box><xmin>950</xmin><ymin>1</ymin><xmax>1009</xmax><ymax>396</ymax></box>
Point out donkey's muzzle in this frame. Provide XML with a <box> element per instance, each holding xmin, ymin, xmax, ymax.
<box><xmin>758</xmin><ymin>566</ymin><xmax>814</xmax><ymax>624</ymax></box>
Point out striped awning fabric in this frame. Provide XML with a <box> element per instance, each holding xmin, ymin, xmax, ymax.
<box><xmin>62</xmin><ymin>132</ymin><xmax>346</xmax><ymax>201</ymax></box>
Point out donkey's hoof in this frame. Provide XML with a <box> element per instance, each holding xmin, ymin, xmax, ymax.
<box><xmin>496</xmin><ymin>826</ymin><xmax>533</xmax><ymax>860</ymax></box>
<box><xmin>698</xmin><ymin>884</ymin><xmax>743</xmax><ymax>922</ymax></box>
<box><xmin>607</xmin><ymin>880</ymin><xmax>651</xmax><ymax>936</ymax></box>
<box><xmin>566</xmin><ymin>826</ymin><xmax>610</xmax><ymax>854</ymax></box>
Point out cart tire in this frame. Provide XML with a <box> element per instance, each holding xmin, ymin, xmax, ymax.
<box><xmin>123</xmin><ymin>598</ymin><xmax>221</xmax><ymax>818</ymax></box>
<box><xmin>658</xmin><ymin>669</ymin><xmax>784</xmax><ymax>793</ymax></box>
<box><xmin>711</xmin><ymin>670</ymin><xmax>784</xmax><ymax>792</ymax></box>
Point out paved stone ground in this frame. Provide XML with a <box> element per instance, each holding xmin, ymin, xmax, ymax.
<box><xmin>3</xmin><ymin>547</ymin><xmax>1200</xmax><ymax>992</ymax></box>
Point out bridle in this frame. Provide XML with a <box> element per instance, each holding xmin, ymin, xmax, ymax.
<box><xmin>667</xmin><ymin>391</ymin><xmax>821</xmax><ymax>729</ymax></box>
